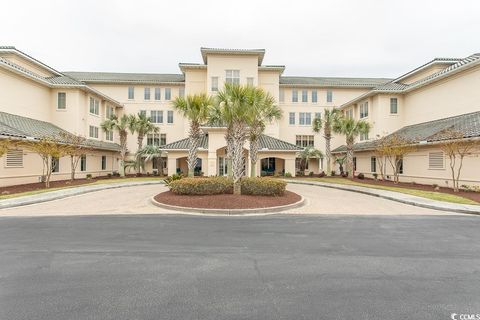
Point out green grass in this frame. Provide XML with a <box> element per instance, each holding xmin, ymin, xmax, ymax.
<box><xmin>296</xmin><ymin>177</ymin><xmax>479</xmax><ymax>205</ymax></box>
<box><xmin>0</xmin><ymin>177</ymin><xmax>163</xmax><ymax>200</ymax></box>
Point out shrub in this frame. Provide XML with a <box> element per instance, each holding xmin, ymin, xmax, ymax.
<box><xmin>169</xmin><ymin>177</ymin><xmax>233</xmax><ymax>195</ymax></box>
<box><xmin>373</xmin><ymin>173</ymin><xmax>378</xmax><ymax>180</ymax></box>
<box><xmin>331</xmin><ymin>171</ymin><xmax>336</xmax><ymax>176</ymax></box>
<box><xmin>357</xmin><ymin>173</ymin><xmax>365</xmax><ymax>180</ymax></box>
<box><xmin>241</xmin><ymin>177</ymin><xmax>286</xmax><ymax>196</ymax></box>
<box><xmin>284</xmin><ymin>172</ymin><xmax>292</xmax><ymax>178</ymax></box>
<box><xmin>107</xmin><ymin>173</ymin><xmax>112</xmax><ymax>178</ymax></box>
<box><xmin>164</xmin><ymin>173</ymin><xmax>183</xmax><ymax>186</ymax></box>
<box><xmin>341</xmin><ymin>172</ymin><xmax>348</xmax><ymax>178</ymax></box>
<box><xmin>318</xmin><ymin>171</ymin><xmax>326</xmax><ymax>178</ymax></box>
<box><xmin>86</xmin><ymin>174</ymin><xmax>93</xmax><ymax>179</ymax></box>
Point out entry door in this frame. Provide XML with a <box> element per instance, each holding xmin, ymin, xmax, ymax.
<box><xmin>218</xmin><ymin>157</ymin><xmax>228</xmax><ymax>176</ymax></box>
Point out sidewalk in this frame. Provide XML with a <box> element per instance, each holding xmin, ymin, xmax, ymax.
<box><xmin>285</xmin><ymin>179</ymin><xmax>480</xmax><ymax>215</ymax></box>
<box><xmin>0</xmin><ymin>180</ymin><xmax>164</xmax><ymax>210</ymax></box>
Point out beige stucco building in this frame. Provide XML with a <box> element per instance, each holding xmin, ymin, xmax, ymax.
<box><xmin>0</xmin><ymin>46</ymin><xmax>479</xmax><ymax>187</ymax></box>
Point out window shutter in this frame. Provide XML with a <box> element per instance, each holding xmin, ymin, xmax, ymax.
<box><xmin>429</xmin><ymin>152</ymin><xmax>444</xmax><ymax>169</ymax></box>
<box><xmin>5</xmin><ymin>149</ymin><xmax>23</xmax><ymax>167</ymax></box>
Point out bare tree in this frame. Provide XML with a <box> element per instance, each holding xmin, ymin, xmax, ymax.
<box><xmin>59</xmin><ymin>133</ymin><xmax>91</xmax><ymax>181</ymax></box>
<box><xmin>438</xmin><ymin>129</ymin><xmax>477</xmax><ymax>192</ymax></box>
<box><xmin>375</xmin><ymin>134</ymin><xmax>416</xmax><ymax>184</ymax></box>
<box><xmin>0</xmin><ymin>139</ymin><xmax>15</xmax><ymax>157</ymax></box>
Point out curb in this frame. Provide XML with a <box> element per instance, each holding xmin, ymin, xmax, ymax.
<box><xmin>285</xmin><ymin>179</ymin><xmax>480</xmax><ymax>215</ymax></box>
<box><xmin>150</xmin><ymin>195</ymin><xmax>305</xmax><ymax>215</ymax></box>
<box><xmin>0</xmin><ymin>181</ymin><xmax>165</xmax><ymax>210</ymax></box>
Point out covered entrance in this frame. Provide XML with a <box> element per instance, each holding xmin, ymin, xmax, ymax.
<box><xmin>260</xmin><ymin>157</ymin><xmax>285</xmax><ymax>176</ymax></box>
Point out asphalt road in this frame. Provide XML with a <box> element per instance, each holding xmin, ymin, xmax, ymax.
<box><xmin>0</xmin><ymin>214</ymin><xmax>479</xmax><ymax>320</ymax></box>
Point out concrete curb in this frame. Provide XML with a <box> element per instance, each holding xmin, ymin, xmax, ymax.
<box><xmin>285</xmin><ymin>179</ymin><xmax>480</xmax><ymax>215</ymax></box>
<box><xmin>0</xmin><ymin>181</ymin><xmax>165</xmax><ymax>210</ymax></box>
<box><xmin>150</xmin><ymin>195</ymin><xmax>305</xmax><ymax>215</ymax></box>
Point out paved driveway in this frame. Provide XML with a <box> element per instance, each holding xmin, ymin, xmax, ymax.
<box><xmin>0</xmin><ymin>183</ymin><xmax>451</xmax><ymax>216</ymax></box>
<box><xmin>0</xmin><ymin>214</ymin><xmax>479</xmax><ymax>320</ymax></box>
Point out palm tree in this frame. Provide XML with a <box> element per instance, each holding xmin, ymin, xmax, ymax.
<box><xmin>246</xmin><ymin>88</ymin><xmax>281</xmax><ymax>177</ymax></box>
<box><xmin>312</xmin><ymin>108</ymin><xmax>341</xmax><ymax>176</ymax></box>
<box><xmin>128</xmin><ymin>113</ymin><xmax>159</xmax><ymax>173</ymax></box>
<box><xmin>172</xmin><ymin>94</ymin><xmax>213</xmax><ymax>177</ymax></box>
<box><xmin>298</xmin><ymin>147</ymin><xmax>324</xmax><ymax>174</ymax></box>
<box><xmin>101</xmin><ymin>114</ymin><xmax>130</xmax><ymax>177</ymax></box>
<box><xmin>214</xmin><ymin>83</ymin><xmax>253</xmax><ymax>195</ymax></box>
<box><xmin>333</xmin><ymin>117</ymin><xmax>371</xmax><ymax>178</ymax></box>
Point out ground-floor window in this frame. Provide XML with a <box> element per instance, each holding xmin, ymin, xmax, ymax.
<box><xmin>51</xmin><ymin>157</ymin><xmax>59</xmax><ymax>173</ymax></box>
<box><xmin>218</xmin><ymin>157</ymin><xmax>227</xmax><ymax>176</ymax></box>
<box><xmin>295</xmin><ymin>158</ymin><xmax>308</xmax><ymax>171</ymax></box>
<box><xmin>261</xmin><ymin>157</ymin><xmax>276</xmax><ymax>176</ymax></box>
<box><xmin>371</xmin><ymin>157</ymin><xmax>376</xmax><ymax>173</ymax></box>
<box><xmin>397</xmin><ymin>157</ymin><xmax>403</xmax><ymax>174</ymax></box>
<box><xmin>101</xmin><ymin>156</ymin><xmax>107</xmax><ymax>170</ymax></box>
<box><xmin>353</xmin><ymin>157</ymin><xmax>357</xmax><ymax>171</ymax></box>
<box><xmin>195</xmin><ymin>159</ymin><xmax>202</xmax><ymax>175</ymax></box>
<box><xmin>80</xmin><ymin>155</ymin><xmax>87</xmax><ymax>171</ymax></box>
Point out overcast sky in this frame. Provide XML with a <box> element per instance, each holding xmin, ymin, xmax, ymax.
<box><xmin>1</xmin><ymin>0</ymin><xmax>479</xmax><ymax>78</ymax></box>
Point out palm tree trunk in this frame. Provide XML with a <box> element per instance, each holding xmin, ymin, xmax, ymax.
<box><xmin>231</xmin><ymin>122</ymin><xmax>247</xmax><ymax>195</ymax></box>
<box><xmin>119</xmin><ymin>131</ymin><xmax>127</xmax><ymax>177</ymax></box>
<box><xmin>324</xmin><ymin>134</ymin><xmax>331</xmax><ymax>175</ymax></box>
<box><xmin>137</xmin><ymin>133</ymin><xmax>145</xmax><ymax>174</ymax></box>
<box><xmin>187</xmin><ymin>122</ymin><xmax>200</xmax><ymax>177</ymax></box>
<box><xmin>225</xmin><ymin>130</ymin><xmax>233</xmax><ymax>178</ymax></box>
<box><xmin>249</xmin><ymin>136</ymin><xmax>259</xmax><ymax>177</ymax></box>
<box><xmin>346</xmin><ymin>138</ymin><xmax>354</xmax><ymax>178</ymax></box>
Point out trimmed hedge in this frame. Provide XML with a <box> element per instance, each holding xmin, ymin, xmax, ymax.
<box><xmin>241</xmin><ymin>177</ymin><xmax>286</xmax><ymax>196</ymax></box>
<box><xmin>167</xmin><ymin>176</ymin><xmax>286</xmax><ymax>196</ymax></box>
<box><xmin>169</xmin><ymin>177</ymin><xmax>233</xmax><ymax>195</ymax></box>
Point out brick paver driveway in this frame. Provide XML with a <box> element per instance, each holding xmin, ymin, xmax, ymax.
<box><xmin>0</xmin><ymin>183</ymin><xmax>453</xmax><ymax>216</ymax></box>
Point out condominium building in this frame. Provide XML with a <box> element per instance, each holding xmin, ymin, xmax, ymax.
<box><xmin>0</xmin><ymin>46</ymin><xmax>479</xmax><ymax>187</ymax></box>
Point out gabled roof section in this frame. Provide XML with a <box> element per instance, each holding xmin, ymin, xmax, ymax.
<box><xmin>200</xmin><ymin>47</ymin><xmax>266</xmax><ymax>65</ymax></box>
<box><xmin>64</xmin><ymin>71</ymin><xmax>185</xmax><ymax>84</ymax></box>
<box><xmin>0</xmin><ymin>112</ymin><xmax>121</xmax><ymax>151</ymax></box>
<box><xmin>0</xmin><ymin>46</ymin><xmax>62</xmax><ymax>76</ymax></box>
<box><xmin>280</xmin><ymin>76</ymin><xmax>392</xmax><ymax>88</ymax></box>
<box><xmin>332</xmin><ymin>111</ymin><xmax>480</xmax><ymax>153</ymax></box>
<box><xmin>162</xmin><ymin>134</ymin><xmax>302</xmax><ymax>151</ymax></box>
<box><xmin>393</xmin><ymin>57</ymin><xmax>462</xmax><ymax>84</ymax></box>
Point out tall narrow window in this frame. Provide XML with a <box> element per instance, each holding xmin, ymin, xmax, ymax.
<box><xmin>311</xmin><ymin>90</ymin><xmax>317</xmax><ymax>103</ymax></box>
<box><xmin>160</xmin><ymin>133</ymin><xmax>167</xmax><ymax>146</ymax></box>
<box><xmin>247</xmin><ymin>77</ymin><xmax>254</xmax><ymax>86</ymax></box>
<box><xmin>150</xmin><ymin>110</ymin><xmax>163</xmax><ymax>123</ymax></box>
<box><xmin>89</xmin><ymin>126</ymin><xmax>99</xmax><ymax>138</ymax></box>
<box><xmin>292</xmin><ymin>90</ymin><xmax>298</xmax><ymax>102</ymax></box>
<box><xmin>225</xmin><ymin>70</ymin><xmax>240</xmax><ymax>84</ymax></box>
<box><xmin>327</xmin><ymin>90</ymin><xmax>333</xmax><ymax>103</ymax></box>
<box><xmin>179</xmin><ymin>87</ymin><xmax>185</xmax><ymax>98</ymax></box>
<box><xmin>165</xmin><ymin>88</ymin><xmax>171</xmax><ymax>100</ymax></box>
<box><xmin>128</xmin><ymin>86</ymin><xmax>135</xmax><ymax>99</ymax></box>
<box><xmin>390</xmin><ymin>98</ymin><xmax>398</xmax><ymax>114</ymax></box>
<box><xmin>139</xmin><ymin>110</ymin><xmax>147</xmax><ymax>117</ymax></box>
<box><xmin>279</xmin><ymin>89</ymin><xmax>284</xmax><ymax>103</ymax></box>
<box><xmin>80</xmin><ymin>155</ymin><xmax>87</xmax><ymax>172</ymax></box>
<box><xmin>305</xmin><ymin>112</ymin><xmax>311</xmax><ymax>125</ymax></box>
<box><xmin>101</xmin><ymin>156</ymin><xmax>107</xmax><ymax>170</ymax></box>
<box><xmin>105</xmin><ymin>131</ymin><xmax>113</xmax><ymax>141</ymax></box>
<box><xmin>89</xmin><ymin>98</ymin><xmax>99</xmax><ymax>115</ymax></box>
<box><xmin>371</xmin><ymin>157</ymin><xmax>376</xmax><ymax>173</ymax></box>
<box><xmin>106</xmin><ymin>106</ymin><xmax>114</xmax><ymax>119</ymax></box>
<box><xmin>51</xmin><ymin>157</ymin><xmax>59</xmax><ymax>173</ymax></box>
<box><xmin>315</xmin><ymin>112</ymin><xmax>321</xmax><ymax>120</ymax></box>
<box><xmin>398</xmin><ymin>157</ymin><xmax>403</xmax><ymax>174</ymax></box>
<box><xmin>155</xmin><ymin>87</ymin><xmax>161</xmax><ymax>100</ymax></box>
<box><xmin>289</xmin><ymin>112</ymin><xmax>295</xmax><ymax>125</ymax></box>
<box><xmin>360</xmin><ymin>102</ymin><xmax>369</xmax><ymax>118</ymax></box>
<box><xmin>302</xmin><ymin>90</ymin><xmax>308</xmax><ymax>102</ymax></box>
<box><xmin>299</xmin><ymin>112</ymin><xmax>305</xmax><ymax>125</ymax></box>
<box><xmin>211</xmin><ymin>77</ymin><xmax>219</xmax><ymax>91</ymax></box>
<box><xmin>144</xmin><ymin>88</ymin><xmax>151</xmax><ymax>100</ymax></box>
<box><xmin>57</xmin><ymin>92</ymin><xmax>66</xmax><ymax>109</ymax></box>
<box><xmin>167</xmin><ymin>110</ymin><xmax>174</xmax><ymax>123</ymax></box>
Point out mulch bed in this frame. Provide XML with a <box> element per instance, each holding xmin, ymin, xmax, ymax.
<box><xmin>154</xmin><ymin>191</ymin><xmax>302</xmax><ymax>209</ymax></box>
<box><xmin>297</xmin><ymin>176</ymin><xmax>480</xmax><ymax>203</ymax></box>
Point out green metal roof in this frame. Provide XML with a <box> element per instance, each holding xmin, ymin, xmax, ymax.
<box><xmin>162</xmin><ymin>134</ymin><xmax>301</xmax><ymax>151</ymax></box>
<box><xmin>280</xmin><ymin>76</ymin><xmax>392</xmax><ymax>87</ymax></box>
<box><xmin>0</xmin><ymin>112</ymin><xmax>121</xmax><ymax>151</ymax></box>
<box><xmin>332</xmin><ymin>111</ymin><xmax>480</xmax><ymax>153</ymax></box>
<box><xmin>64</xmin><ymin>71</ymin><xmax>185</xmax><ymax>84</ymax></box>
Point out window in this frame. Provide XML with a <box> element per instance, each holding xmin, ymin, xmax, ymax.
<box><xmin>315</xmin><ymin>112</ymin><xmax>321</xmax><ymax>120</ymax></box>
<box><xmin>80</xmin><ymin>155</ymin><xmax>87</xmax><ymax>171</ymax></box>
<box><xmin>165</xmin><ymin>88</ymin><xmax>171</xmax><ymax>100</ymax></box>
<box><xmin>57</xmin><ymin>92</ymin><xmax>66</xmax><ymax>109</ymax></box>
<box><xmin>279</xmin><ymin>89</ymin><xmax>284</xmax><ymax>103</ymax></box>
<box><xmin>179</xmin><ymin>87</ymin><xmax>185</xmax><ymax>98</ymax></box>
<box><xmin>397</xmin><ymin>157</ymin><xmax>403</xmax><ymax>174</ymax></box>
<box><xmin>147</xmin><ymin>133</ymin><xmax>167</xmax><ymax>146</ymax></box>
<box><xmin>292</xmin><ymin>90</ymin><xmax>298</xmax><ymax>102</ymax></box>
<box><xmin>371</xmin><ymin>157</ymin><xmax>376</xmax><ymax>173</ymax></box>
<box><xmin>144</xmin><ymin>88</ymin><xmax>151</xmax><ymax>100</ymax></box>
<box><xmin>106</xmin><ymin>106</ymin><xmax>114</xmax><ymax>119</ymax></box>
<box><xmin>429</xmin><ymin>152</ymin><xmax>444</xmax><ymax>169</ymax></box>
<box><xmin>289</xmin><ymin>112</ymin><xmax>295</xmax><ymax>125</ymax></box>
<box><xmin>150</xmin><ymin>110</ymin><xmax>163</xmax><ymax>123</ymax></box>
<box><xmin>390</xmin><ymin>98</ymin><xmax>398</xmax><ymax>114</ymax></box>
<box><xmin>139</xmin><ymin>110</ymin><xmax>147</xmax><ymax>117</ymax></box>
<box><xmin>89</xmin><ymin>125</ymin><xmax>99</xmax><ymax>138</ymax></box>
<box><xmin>360</xmin><ymin>132</ymin><xmax>369</xmax><ymax>141</ymax></box>
<box><xmin>295</xmin><ymin>135</ymin><xmax>314</xmax><ymax>147</ymax></box>
<box><xmin>247</xmin><ymin>77</ymin><xmax>254</xmax><ymax>86</ymax></box>
<box><xmin>327</xmin><ymin>90</ymin><xmax>333</xmax><ymax>103</ymax></box>
<box><xmin>225</xmin><ymin>70</ymin><xmax>240</xmax><ymax>85</ymax></box>
<box><xmin>51</xmin><ymin>157</ymin><xmax>59</xmax><ymax>173</ymax></box>
<box><xmin>345</xmin><ymin>109</ymin><xmax>354</xmax><ymax>119</ymax></box>
<box><xmin>211</xmin><ymin>77</ymin><xmax>219</xmax><ymax>91</ymax></box>
<box><xmin>353</xmin><ymin>157</ymin><xmax>357</xmax><ymax>171</ymax></box>
<box><xmin>360</xmin><ymin>102</ymin><xmax>369</xmax><ymax>118</ymax></box>
<box><xmin>128</xmin><ymin>87</ymin><xmax>135</xmax><ymax>99</ymax></box>
<box><xmin>155</xmin><ymin>87</ymin><xmax>161</xmax><ymax>100</ymax></box>
<box><xmin>5</xmin><ymin>149</ymin><xmax>23</xmax><ymax>167</ymax></box>
<box><xmin>167</xmin><ymin>110</ymin><xmax>174</xmax><ymax>123</ymax></box>
<box><xmin>89</xmin><ymin>98</ymin><xmax>99</xmax><ymax>115</ymax></box>
<box><xmin>302</xmin><ymin>90</ymin><xmax>308</xmax><ymax>102</ymax></box>
<box><xmin>295</xmin><ymin>158</ymin><xmax>309</xmax><ymax>171</ymax></box>
<box><xmin>101</xmin><ymin>156</ymin><xmax>107</xmax><ymax>170</ymax></box>
<box><xmin>312</xmin><ymin>90</ymin><xmax>317</xmax><ymax>103</ymax></box>
<box><xmin>105</xmin><ymin>131</ymin><xmax>113</xmax><ymax>141</ymax></box>
<box><xmin>299</xmin><ymin>112</ymin><xmax>311</xmax><ymax>125</ymax></box>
